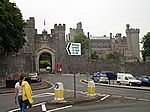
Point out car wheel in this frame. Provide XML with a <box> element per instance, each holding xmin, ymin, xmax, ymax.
<box><xmin>129</xmin><ymin>82</ymin><xmax>132</xmax><ymax>86</ymax></box>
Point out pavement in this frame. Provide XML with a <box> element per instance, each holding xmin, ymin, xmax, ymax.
<box><xmin>81</xmin><ymin>79</ymin><xmax>150</xmax><ymax>91</ymax></box>
<box><xmin>0</xmin><ymin>81</ymin><xmax>52</xmax><ymax>94</ymax></box>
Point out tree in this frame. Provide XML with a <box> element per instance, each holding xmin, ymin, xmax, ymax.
<box><xmin>0</xmin><ymin>0</ymin><xmax>26</xmax><ymax>56</ymax></box>
<box><xmin>39</xmin><ymin>53</ymin><xmax>51</xmax><ymax>68</ymax></box>
<box><xmin>141</xmin><ymin>32</ymin><xmax>150</xmax><ymax>61</ymax></box>
<box><xmin>106</xmin><ymin>52</ymin><xmax>119</xmax><ymax>60</ymax></box>
<box><xmin>74</xmin><ymin>32</ymin><xmax>90</xmax><ymax>54</ymax></box>
<box><xmin>91</xmin><ymin>50</ymin><xmax>99</xmax><ymax>59</ymax></box>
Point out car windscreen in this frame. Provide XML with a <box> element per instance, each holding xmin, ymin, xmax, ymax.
<box><xmin>128</xmin><ymin>76</ymin><xmax>136</xmax><ymax>80</ymax></box>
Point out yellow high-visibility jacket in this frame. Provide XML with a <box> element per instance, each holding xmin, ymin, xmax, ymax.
<box><xmin>22</xmin><ymin>81</ymin><xmax>33</xmax><ymax>104</ymax></box>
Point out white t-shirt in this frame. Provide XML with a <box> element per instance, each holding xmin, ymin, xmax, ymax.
<box><xmin>15</xmin><ymin>82</ymin><xmax>22</xmax><ymax>96</ymax></box>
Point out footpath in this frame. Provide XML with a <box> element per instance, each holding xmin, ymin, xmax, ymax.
<box><xmin>81</xmin><ymin>79</ymin><xmax>150</xmax><ymax>91</ymax></box>
<box><xmin>0</xmin><ymin>81</ymin><xmax>52</xmax><ymax>94</ymax></box>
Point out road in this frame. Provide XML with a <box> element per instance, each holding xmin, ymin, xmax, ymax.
<box><xmin>0</xmin><ymin>73</ymin><xmax>150</xmax><ymax>112</ymax></box>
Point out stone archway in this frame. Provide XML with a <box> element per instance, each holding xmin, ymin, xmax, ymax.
<box><xmin>35</xmin><ymin>47</ymin><xmax>55</xmax><ymax>73</ymax></box>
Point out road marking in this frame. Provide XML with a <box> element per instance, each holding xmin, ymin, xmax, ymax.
<box><xmin>112</xmin><ymin>95</ymin><xmax>122</xmax><ymax>98</ymax></box>
<box><xmin>100</xmin><ymin>95</ymin><xmax>110</xmax><ymax>101</ymax></box>
<box><xmin>8</xmin><ymin>102</ymin><xmax>46</xmax><ymax>112</ymax></box>
<box><xmin>42</xmin><ymin>104</ymin><xmax>47</xmax><ymax>111</ymax></box>
<box><xmin>8</xmin><ymin>108</ymin><xmax>20</xmax><ymax>112</ymax></box>
<box><xmin>138</xmin><ymin>98</ymin><xmax>150</xmax><ymax>102</ymax></box>
<box><xmin>46</xmin><ymin>105</ymin><xmax>72</xmax><ymax>112</ymax></box>
<box><xmin>124</xmin><ymin>96</ymin><xmax>136</xmax><ymax>100</ymax></box>
<box><xmin>95</xmin><ymin>93</ymin><xmax>107</xmax><ymax>96</ymax></box>
<box><xmin>32</xmin><ymin>93</ymin><xmax>54</xmax><ymax>98</ymax></box>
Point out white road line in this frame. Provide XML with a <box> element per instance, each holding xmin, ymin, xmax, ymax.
<box><xmin>8</xmin><ymin>102</ymin><xmax>46</xmax><ymax>112</ymax></box>
<box><xmin>32</xmin><ymin>102</ymin><xmax>47</xmax><ymax>107</ymax></box>
<box><xmin>46</xmin><ymin>105</ymin><xmax>72</xmax><ymax>112</ymax></box>
<box><xmin>8</xmin><ymin>108</ymin><xmax>20</xmax><ymax>112</ymax></box>
<box><xmin>124</xmin><ymin>96</ymin><xmax>136</xmax><ymax>100</ymax></box>
<box><xmin>112</xmin><ymin>95</ymin><xmax>122</xmax><ymax>98</ymax></box>
<box><xmin>32</xmin><ymin>93</ymin><xmax>54</xmax><ymax>98</ymax></box>
<box><xmin>95</xmin><ymin>93</ymin><xmax>107</xmax><ymax>96</ymax></box>
<box><xmin>138</xmin><ymin>98</ymin><xmax>150</xmax><ymax>102</ymax></box>
<box><xmin>42</xmin><ymin>104</ymin><xmax>47</xmax><ymax>111</ymax></box>
<box><xmin>100</xmin><ymin>95</ymin><xmax>110</xmax><ymax>101</ymax></box>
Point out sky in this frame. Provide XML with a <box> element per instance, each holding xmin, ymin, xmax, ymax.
<box><xmin>10</xmin><ymin>0</ymin><xmax>150</xmax><ymax>42</ymax></box>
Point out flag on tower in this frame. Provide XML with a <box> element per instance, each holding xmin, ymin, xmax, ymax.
<box><xmin>44</xmin><ymin>19</ymin><xmax>45</xmax><ymax>26</ymax></box>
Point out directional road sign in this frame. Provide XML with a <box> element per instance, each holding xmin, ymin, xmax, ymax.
<box><xmin>66</xmin><ymin>42</ymin><xmax>81</xmax><ymax>55</ymax></box>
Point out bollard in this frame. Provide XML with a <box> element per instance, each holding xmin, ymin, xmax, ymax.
<box><xmin>54</xmin><ymin>82</ymin><xmax>64</xmax><ymax>101</ymax></box>
<box><xmin>87</xmin><ymin>81</ymin><xmax>95</xmax><ymax>96</ymax></box>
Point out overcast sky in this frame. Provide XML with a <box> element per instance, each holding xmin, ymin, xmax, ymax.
<box><xmin>10</xmin><ymin>0</ymin><xmax>150</xmax><ymax>40</ymax></box>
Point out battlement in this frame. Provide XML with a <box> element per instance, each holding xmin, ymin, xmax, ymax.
<box><xmin>126</xmin><ymin>24</ymin><xmax>140</xmax><ymax>34</ymax></box>
<box><xmin>54</xmin><ymin>24</ymin><xmax>66</xmax><ymax>31</ymax></box>
<box><xmin>126</xmin><ymin>28</ymin><xmax>140</xmax><ymax>33</ymax></box>
<box><xmin>26</xmin><ymin>17</ymin><xmax>35</xmax><ymax>28</ymax></box>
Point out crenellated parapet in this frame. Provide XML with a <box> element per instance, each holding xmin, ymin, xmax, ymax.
<box><xmin>26</xmin><ymin>17</ymin><xmax>35</xmax><ymax>28</ymax></box>
<box><xmin>54</xmin><ymin>24</ymin><xmax>66</xmax><ymax>31</ymax></box>
<box><xmin>126</xmin><ymin>24</ymin><xmax>140</xmax><ymax>34</ymax></box>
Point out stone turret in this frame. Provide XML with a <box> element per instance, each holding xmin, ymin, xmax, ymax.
<box><xmin>53</xmin><ymin>24</ymin><xmax>66</xmax><ymax>70</ymax></box>
<box><xmin>54</xmin><ymin>24</ymin><xmax>66</xmax><ymax>31</ymax></box>
<box><xmin>26</xmin><ymin>17</ymin><xmax>35</xmax><ymax>28</ymax></box>
<box><xmin>126</xmin><ymin>24</ymin><xmax>140</xmax><ymax>60</ymax></box>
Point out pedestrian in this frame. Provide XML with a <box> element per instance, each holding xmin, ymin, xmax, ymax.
<box><xmin>14</xmin><ymin>73</ymin><xmax>33</xmax><ymax>112</ymax></box>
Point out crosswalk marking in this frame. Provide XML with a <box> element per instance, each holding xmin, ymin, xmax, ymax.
<box><xmin>42</xmin><ymin>104</ymin><xmax>47</xmax><ymax>111</ymax></box>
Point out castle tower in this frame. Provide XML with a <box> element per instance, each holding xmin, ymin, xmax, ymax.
<box><xmin>126</xmin><ymin>24</ymin><xmax>140</xmax><ymax>60</ymax></box>
<box><xmin>53</xmin><ymin>24</ymin><xmax>66</xmax><ymax>68</ymax></box>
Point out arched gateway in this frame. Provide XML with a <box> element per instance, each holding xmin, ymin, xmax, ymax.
<box><xmin>35</xmin><ymin>47</ymin><xmax>55</xmax><ymax>73</ymax></box>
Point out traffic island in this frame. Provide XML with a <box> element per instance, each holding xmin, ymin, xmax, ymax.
<box><xmin>47</xmin><ymin>95</ymin><xmax>104</xmax><ymax>106</ymax></box>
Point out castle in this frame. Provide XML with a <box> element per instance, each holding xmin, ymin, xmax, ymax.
<box><xmin>0</xmin><ymin>17</ymin><xmax>141</xmax><ymax>75</ymax></box>
<box><xmin>67</xmin><ymin>22</ymin><xmax>140</xmax><ymax>62</ymax></box>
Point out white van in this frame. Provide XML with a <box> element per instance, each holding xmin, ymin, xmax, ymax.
<box><xmin>117</xmin><ymin>73</ymin><xmax>141</xmax><ymax>86</ymax></box>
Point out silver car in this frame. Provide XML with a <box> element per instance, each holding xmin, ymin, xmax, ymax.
<box><xmin>27</xmin><ymin>72</ymin><xmax>42</xmax><ymax>82</ymax></box>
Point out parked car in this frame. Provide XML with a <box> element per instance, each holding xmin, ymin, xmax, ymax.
<box><xmin>101</xmin><ymin>71</ymin><xmax>116</xmax><ymax>80</ymax></box>
<box><xmin>117</xmin><ymin>73</ymin><xmax>141</xmax><ymax>86</ymax></box>
<box><xmin>136</xmin><ymin>75</ymin><xmax>150</xmax><ymax>86</ymax></box>
<box><xmin>27</xmin><ymin>72</ymin><xmax>42</xmax><ymax>83</ymax></box>
<box><xmin>91</xmin><ymin>72</ymin><xmax>109</xmax><ymax>84</ymax></box>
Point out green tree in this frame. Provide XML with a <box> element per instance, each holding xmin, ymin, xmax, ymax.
<box><xmin>91</xmin><ymin>50</ymin><xmax>99</xmax><ymax>59</ymax></box>
<box><xmin>39</xmin><ymin>53</ymin><xmax>51</xmax><ymax>68</ymax></box>
<box><xmin>0</xmin><ymin>0</ymin><xmax>26</xmax><ymax>56</ymax></box>
<box><xmin>74</xmin><ymin>32</ymin><xmax>90</xmax><ymax>54</ymax></box>
<box><xmin>106</xmin><ymin>52</ymin><xmax>119</xmax><ymax>60</ymax></box>
<box><xmin>141</xmin><ymin>32</ymin><xmax>150</xmax><ymax>61</ymax></box>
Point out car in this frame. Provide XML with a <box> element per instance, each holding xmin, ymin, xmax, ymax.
<box><xmin>117</xmin><ymin>73</ymin><xmax>141</xmax><ymax>86</ymax></box>
<box><xmin>46</xmin><ymin>66</ymin><xmax>51</xmax><ymax>71</ymax></box>
<box><xmin>27</xmin><ymin>72</ymin><xmax>42</xmax><ymax>83</ymax></box>
<box><xmin>136</xmin><ymin>75</ymin><xmax>150</xmax><ymax>86</ymax></box>
<box><xmin>91</xmin><ymin>72</ymin><xmax>109</xmax><ymax>84</ymax></box>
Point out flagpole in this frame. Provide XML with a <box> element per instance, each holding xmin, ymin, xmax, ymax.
<box><xmin>44</xmin><ymin>19</ymin><xmax>46</xmax><ymax>30</ymax></box>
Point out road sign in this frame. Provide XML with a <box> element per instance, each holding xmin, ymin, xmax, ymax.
<box><xmin>66</xmin><ymin>42</ymin><xmax>81</xmax><ymax>55</ymax></box>
<box><xmin>55</xmin><ymin>84</ymin><xmax>59</xmax><ymax>89</ymax></box>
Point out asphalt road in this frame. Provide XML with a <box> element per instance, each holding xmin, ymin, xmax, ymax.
<box><xmin>0</xmin><ymin>73</ymin><xmax>150</xmax><ymax>112</ymax></box>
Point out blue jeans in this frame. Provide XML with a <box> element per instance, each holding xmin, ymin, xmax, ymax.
<box><xmin>22</xmin><ymin>100</ymin><xmax>28</xmax><ymax>112</ymax></box>
<box><xmin>18</xmin><ymin>95</ymin><xmax>28</xmax><ymax>112</ymax></box>
<box><xmin>18</xmin><ymin>95</ymin><xmax>22</xmax><ymax>110</ymax></box>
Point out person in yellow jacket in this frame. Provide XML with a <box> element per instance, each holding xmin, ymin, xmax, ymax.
<box><xmin>14</xmin><ymin>73</ymin><xmax>33</xmax><ymax>112</ymax></box>
<box><xmin>22</xmin><ymin>79</ymin><xmax>33</xmax><ymax>110</ymax></box>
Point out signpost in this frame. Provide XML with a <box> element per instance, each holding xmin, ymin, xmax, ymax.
<box><xmin>66</xmin><ymin>42</ymin><xmax>81</xmax><ymax>56</ymax></box>
<box><xmin>66</xmin><ymin>42</ymin><xmax>81</xmax><ymax>99</ymax></box>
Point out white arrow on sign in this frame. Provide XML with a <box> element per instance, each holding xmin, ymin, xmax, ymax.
<box><xmin>66</xmin><ymin>42</ymin><xmax>81</xmax><ymax>55</ymax></box>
